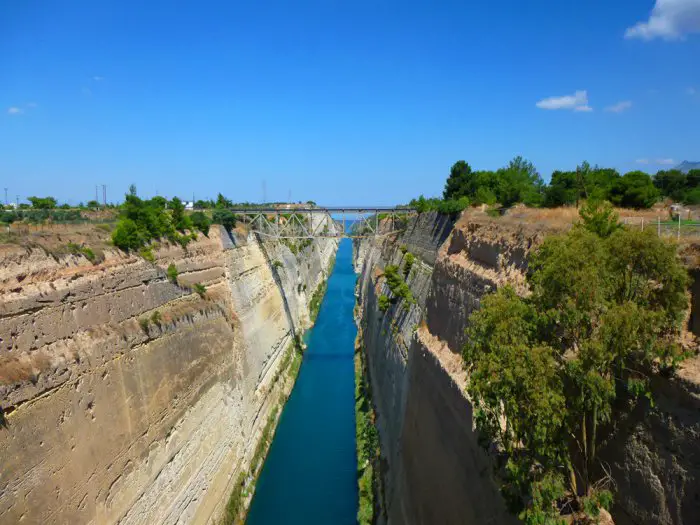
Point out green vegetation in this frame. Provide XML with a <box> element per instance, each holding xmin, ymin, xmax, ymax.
<box><xmin>382</xmin><ymin>265</ymin><xmax>415</xmax><ymax>305</ymax></box>
<box><xmin>309</xmin><ymin>279</ymin><xmax>328</xmax><ymax>322</ymax></box>
<box><xmin>378</xmin><ymin>294</ymin><xmax>391</xmax><ymax>313</ymax></box>
<box><xmin>272</xmin><ymin>259</ymin><xmax>283</xmax><ymax>269</ymax></box>
<box><xmin>27</xmin><ymin>196</ymin><xmax>58</xmax><ymax>209</ymax></box>
<box><xmin>138</xmin><ymin>317</ymin><xmax>150</xmax><ymax>332</ymax></box>
<box><xmin>193</xmin><ymin>283</ymin><xmax>207</xmax><ymax>298</ymax></box>
<box><xmin>212</xmin><ymin>209</ymin><xmax>237</xmax><ymax>231</ymax></box>
<box><xmin>463</xmin><ymin>209</ymin><xmax>690</xmax><ymax>523</ymax></box>
<box><xmin>111</xmin><ymin>186</ymin><xmax>195</xmax><ymax>252</ymax></box>
<box><xmin>166</xmin><ymin>263</ymin><xmax>178</xmax><ymax>283</ymax></box>
<box><xmin>65</xmin><ymin>242</ymin><xmax>99</xmax><ymax>264</ymax></box>
<box><xmin>412</xmin><ymin>159</ymin><xmax>700</xmax><ymax>214</ymax></box>
<box><xmin>189</xmin><ymin>211</ymin><xmax>211</xmax><ymax>235</ymax></box>
<box><xmin>150</xmin><ymin>310</ymin><xmax>162</xmax><ymax>326</ymax></box>
<box><xmin>355</xmin><ymin>343</ymin><xmax>380</xmax><ymax>525</ymax></box>
<box><xmin>402</xmin><ymin>252</ymin><xmax>415</xmax><ymax>278</ymax></box>
<box><xmin>221</xmin><ymin>338</ymin><xmax>303</xmax><ymax>525</ymax></box>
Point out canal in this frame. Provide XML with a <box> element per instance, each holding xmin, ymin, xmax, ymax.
<box><xmin>246</xmin><ymin>238</ymin><xmax>358</xmax><ymax>524</ymax></box>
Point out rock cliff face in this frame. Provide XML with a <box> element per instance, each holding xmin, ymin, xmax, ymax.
<box><xmin>354</xmin><ymin>212</ymin><xmax>700</xmax><ymax>525</ymax></box>
<box><xmin>0</xmin><ymin>223</ymin><xmax>337</xmax><ymax>525</ymax></box>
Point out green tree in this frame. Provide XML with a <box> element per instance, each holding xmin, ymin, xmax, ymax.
<box><xmin>609</xmin><ymin>171</ymin><xmax>659</xmax><ymax>208</ymax></box>
<box><xmin>170</xmin><ymin>197</ymin><xmax>192</xmax><ymax>232</ymax></box>
<box><xmin>577</xmin><ymin>200</ymin><xmax>621</xmax><ymax>238</ymax></box>
<box><xmin>464</xmin><ymin>222</ymin><xmax>689</xmax><ymax>522</ymax></box>
<box><xmin>112</xmin><ymin>218</ymin><xmax>145</xmax><ymax>251</ymax></box>
<box><xmin>86</xmin><ymin>200</ymin><xmax>100</xmax><ymax>209</ymax></box>
<box><xmin>212</xmin><ymin>209</ymin><xmax>237</xmax><ymax>231</ymax></box>
<box><xmin>28</xmin><ymin>196</ymin><xmax>58</xmax><ymax>209</ymax></box>
<box><xmin>443</xmin><ymin>161</ymin><xmax>474</xmax><ymax>200</ymax></box>
<box><xmin>495</xmin><ymin>156</ymin><xmax>544</xmax><ymax>207</ymax></box>
<box><xmin>544</xmin><ymin>171</ymin><xmax>578</xmax><ymax>207</ymax></box>
<box><xmin>215</xmin><ymin>193</ymin><xmax>233</xmax><ymax>209</ymax></box>
<box><xmin>190</xmin><ymin>211</ymin><xmax>211</xmax><ymax>235</ymax></box>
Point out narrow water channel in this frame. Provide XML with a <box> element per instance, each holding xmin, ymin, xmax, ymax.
<box><xmin>246</xmin><ymin>238</ymin><xmax>358</xmax><ymax>524</ymax></box>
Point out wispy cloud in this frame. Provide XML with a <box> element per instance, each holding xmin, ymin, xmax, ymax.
<box><xmin>7</xmin><ymin>107</ymin><xmax>23</xmax><ymax>115</ymax></box>
<box><xmin>636</xmin><ymin>158</ymin><xmax>676</xmax><ymax>165</ymax></box>
<box><xmin>92</xmin><ymin>75</ymin><xmax>104</xmax><ymax>81</ymax></box>
<box><xmin>605</xmin><ymin>100</ymin><xmax>633</xmax><ymax>113</ymax></box>
<box><xmin>688</xmin><ymin>87</ymin><xmax>698</xmax><ymax>95</ymax></box>
<box><xmin>625</xmin><ymin>0</ymin><xmax>700</xmax><ymax>40</ymax></box>
<box><xmin>536</xmin><ymin>90</ymin><xmax>592</xmax><ymax>112</ymax></box>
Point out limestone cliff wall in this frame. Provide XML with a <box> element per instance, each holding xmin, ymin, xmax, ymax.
<box><xmin>0</xmin><ymin>222</ymin><xmax>337</xmax><ymax>525</ymax></box>
<box><xmin>354</xmin><ymin>212</ymin><xmax>700</xmax><ymax>525</ymax></box>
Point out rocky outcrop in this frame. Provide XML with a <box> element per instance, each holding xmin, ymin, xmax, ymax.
<box><xmin>354</xmin><ymin>212</ymin><xmax>700</xmax><ymax>525</ymax></box>
<box><xmin>0</xmin><ymin>222</ymin><xmax>337</xmax><ymax>525</ymax></box>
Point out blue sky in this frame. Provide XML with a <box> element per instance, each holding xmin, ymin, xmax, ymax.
<box><xmin>1</xmin><ymin>0</ymin><xmax>699</xmax><ymax>205</ymax></box>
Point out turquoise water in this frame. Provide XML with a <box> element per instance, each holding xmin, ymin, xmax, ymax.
<box><xmin>246</xmin><ymin>239</ymin><xmax>358</xmax><ymax>525</ymax></box>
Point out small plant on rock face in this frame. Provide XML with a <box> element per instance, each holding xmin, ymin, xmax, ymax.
<box><xmin>378</xmin><ymin>294</ymin><xmax>391</xmax><ymax>312</ymax></box>
<box><xmin>193</xmin><ymin>283</ymin><xmax>206</xmax><ymax>298</ymax></box>
<box><xmin>139</xmin><ymin>247</ymin><xmax>155</xmax><ymax>262</ymax></box>
<box><xmin>138</xmin><ymin>317</ymin><xmax>149</xmax><ymax>332</ymax></box>
<box><xmin>166</xmin><ymin>263</ymin><xmax>178</xmax><ymax>283</ymax></box>
<box><xmin>150</xmin><ymin>310</ymin><xmax>162</xmax><ymax>326</ymax></box>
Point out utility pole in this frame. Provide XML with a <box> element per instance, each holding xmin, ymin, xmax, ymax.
<box><xmin>95</xmin><ymin>185</ymin><xmax>99</xmax><ymax>204</ymax></box>
<box><xmin>4</xmin><ymin>188</ymin><xmax>7</xmax><ymax>206</ymax></box>
<box><xmin>102</xmin><ymin>184</ymin><xmax>106</xmax><ymax>206</ymax></box>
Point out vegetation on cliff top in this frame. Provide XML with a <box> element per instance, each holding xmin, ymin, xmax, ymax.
<box><xmin>410</xmin><ymin>158</ymin><xmax>700</xmax><ymax>214</ymax></box>
<box><xmin>463</xmin><ymin>203</ymin><xmax>690</xmax><ymax>523</ymax></box>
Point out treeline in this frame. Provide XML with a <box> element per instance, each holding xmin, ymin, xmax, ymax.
<box><xmin>411</xmin><ymin>158</ymin><xmax>700</xmax><ymax>213</ymax></box>
<box><xmin>111</xmin><ymin>186</ymin><xmax>237</xmax><ymax>252</ymax></box>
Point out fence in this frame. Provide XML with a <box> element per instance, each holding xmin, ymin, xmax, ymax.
<box><xmin>621</xmin><ymin>217</ymin><xmax>700</xmax><ymax>240</ymax></box>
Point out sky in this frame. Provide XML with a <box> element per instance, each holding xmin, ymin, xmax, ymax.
<box><xmin>1</xmin><ymin>0</ymin><xmax>700</xmax><ymax>206</ymax></box>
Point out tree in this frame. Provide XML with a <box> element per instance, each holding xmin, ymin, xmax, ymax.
<box><xmin>443</xmin><ymin>161</ymin><xmax>474</xmax><ymax>200</ymax></box>
<box><xmin>495</xmin><ymin>156</ymin><xmax>544</xmax><ymax>207</ymax></box>
<box><xmin>464</xmin><ymin>221</ymin><xmax>689</xmax><ymax>522</ymax></box>
<box><xmin>577</xmin><ymin>200</ymin><xmax>621</xmax><ymax>238</ymax></box>
<box><xmin>28</xmin><ymin>196</ymin><xmax>58</xmax><ymax>209</ymax></box>
<box><xmin>212</xmin><ymin>209</ymin><xmax>237</xmax><ymax>231</ymax></box>
<box><xmin>190</xmin><ymin>211</ymin><xmax>211</xmax><ymax>235</ymax></box>
<box><xmin>87</xmin><ymin>200</ymin><xmax>100</xmax><ymax>209</ymax></box>
<box><xmin>609</xmin><ymin>171</ymin><xmax>659</xmax><ymax>209</ymax></box>
<box><xmin>544</xmin><ymin>171</ymin><xmax>578</xmax><ymax>207</ymax></box>
<box><xmin>170</xmin><ymin>197</ymin><xmax>192</xmax><ymax>232</ymax></box>
<box><xmin>112</xmin><ymin>218</ymin><xmax>145</xmax><ymax>251</ymax></box>
<box><xmin>215</xmin><ymin>193</ymin><xmax>233</xmax><ymax>209</ymax></box>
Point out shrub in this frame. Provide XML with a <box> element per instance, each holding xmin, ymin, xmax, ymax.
<box><xmin>150</xmin><ymin>310</ymin><xmax>162</xmax><ymax>326</ymax></box>
<box><xmin>139</xmin><ymin>247</ymin><xmax>155</xmax><ymax>262</ymax></box>
<box><xmin>166</xmin><ymin>263</ymin><xmax>178</xmax><ymax>283</ymax></box>
<box><xmin>138</xmin><ymin>317</ymin><xmax>149</xmax><ymax>332</ymax></box>
<box><xmin>378</xmin><ymin>295</ymin><xmax>391</xmax><ymax>312</ymax></box>
<box><xmin>112</xmin><ymin>218</ymin><xmax>145</xmax><ymax>252</ymax></box>
<box><xmin>212</xmin><ymin>209</ymin><xmax>237</xmax><ymax>231</ymax></box>
<box><xmin>190</xmin><ymin>211</ymin><xmax>211</xmax><ymax>235</ymax></box>
<box><xmin>464</xmin><ymin>225</ymin><xmax>689</xmax><ymax>521</ymax></box>
<box><xmin>193</xmin><ymin>283</ymin><xmax>206</xmax><ymax>298</ymax></box>
<box><xmin>403</xmin><ymin>252</ymin><xmax>415</xmax><ymax>278</ymax></box>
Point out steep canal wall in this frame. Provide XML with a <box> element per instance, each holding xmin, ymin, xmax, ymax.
<box><xmin>0</xmin><ymin>221</ymin><xmax>337</xmax><ymax>524</ymax></box>
<box><xmin>354</xmin><ymin>211</ymin><xmax>700</xmax><ymax>525</ymax></box>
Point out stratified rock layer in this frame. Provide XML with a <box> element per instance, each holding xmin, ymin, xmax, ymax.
<box><xmin>354</xmin><ymin>211</ymin><xmax>699</xmax><ymax>525</ymax></box>
<box><xmin>0</xmin><ymin>224</ymin><xmax>337</xmax><ymax>525</ymax></box>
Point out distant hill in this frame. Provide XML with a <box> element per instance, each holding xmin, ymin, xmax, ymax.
<box><xmin>675</xmin><ymin>161</ymin><xmax>700</xmax><ymax>173</ymax></box>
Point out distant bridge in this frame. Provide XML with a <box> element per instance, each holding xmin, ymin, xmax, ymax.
<box><xmin>232</xmin><ymin>207</ymin><xmax>417</xmax><ymax>239</ymax></box>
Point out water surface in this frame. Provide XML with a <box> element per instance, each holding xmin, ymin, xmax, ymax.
<box><xmin>246</xmin><ymin>239</ymin><xmax>358</xmax><ymax>525</ymax></box>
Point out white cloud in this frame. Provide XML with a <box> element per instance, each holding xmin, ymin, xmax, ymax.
<box><xmin>688</xmin><ymin>87</ymin><xmax>698</xmax><ymax>95</ymax></box>
<box><xmin>92</xmin><ymin>75</ymin><xmax>104</xmax><ymax>81</ymax></box>
<box><xmin>536</xmin><ymin>90</ymin><xmax>592</xmax><ymax>112</ymax></box>
<box><xmin>637</xmin><ymin>158</ymin><xmax>676</xmax><ymax>165</ymax></box>
<box><xmin>7</xmin><ymin>107</ymin><xmax>23</xmax><ymax>115</ymax></box>
<box><xmin>625</xmin><ymin>0</ymin><xmax>700</xmax><ymax>40</ymax></box>
<box><xmin>605</xmin><ymin>100</ymin><xmax>633</xmax><ymax>113</ymax></box>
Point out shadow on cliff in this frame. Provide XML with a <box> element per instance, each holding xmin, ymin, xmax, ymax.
<box><xmin>253</xmin><ymin>233</ymin><xmax>298</xmax><ymax>341</ymax></box>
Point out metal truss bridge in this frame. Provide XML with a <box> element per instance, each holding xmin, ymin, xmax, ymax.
<box><xmin>232</xmin><ymin>207</ymin><xmax>417</xmax><ymax>239</ymax></box>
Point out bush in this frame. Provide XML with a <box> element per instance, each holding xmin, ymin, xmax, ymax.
<box><xmin>378</xmin><ymin>294</ymin><xmax>391</xmax><ymax>312</ymax></box>
<box><xmin>139</xmin><ymin>247</ymin><xmax>155</xmax><ymax>262</ymax></box>
<box><xmin>464</xmin><ymin>224</ymin><xmax>689</xmax><ymax>521</ymax></box>
<box><xmin>190</xmin><ymin>211</ymin><xmax>211</xmax><ymax>235</ymax></box>
<box><xmin>166</xmin><ymin>263</ymin><xmax>178</xmax><ymax>283</ymax></box>
<box><xmin>193</xmin><ymin>283</ymin><xmax>206</xmax><ymax>298</ymax></box>
<box><xmin>212</xmin><ymin>209</ymin><xmax>237</xmax><ymax>231</ymax></box>
<box><xmin>112</xmin><ymin>218</ymin><xmax>145</xmax><ymax>252</ymax></box>
<box><xmin>403</xmin><ymin>252</ymin><xmax>415</xmax><ymax>278</ymax></box>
